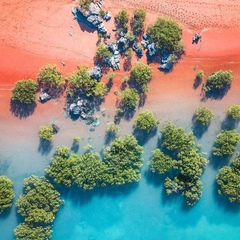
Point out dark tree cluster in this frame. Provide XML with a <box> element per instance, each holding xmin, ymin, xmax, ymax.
<box><xmin>46</xmin><ymin>135</ymin><xmax>143</xmax><ymax>190</ymax></box>
<box><xmin>213</xmin><ymin>130</ymin><xmax>240</xmax><ymax>157</ymax></box>
<box><xmin>0</xmin><ymin>176</ymin><xmax>14</xmax><ymax>214</ymax></box>
<box><xmin>147</xmin><ymin>17</ymin><xmax>183</xmax><ymax>52</ymax></box>
<box><xmin>149</xmin><ymin>122</ymin><xmax>208</xmax><ymax>206</ymax></box>
<box><xmin>131</xmin><ymin>9</ymin><xmax>146</xmax><ymax>36</ymax></box>
<box><xmin>216</xmin><ymin>152</ymin><xmax>240</xmax><ymax>203</ymax></box>
<box><xmin>14</xmin><ymin>175</ymin><xmax>63</xmax><ymax>240</ymax></box>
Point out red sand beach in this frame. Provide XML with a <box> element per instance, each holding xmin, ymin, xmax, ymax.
<box><xmin>1</xmin><ymin>0</ymin><xmax>240</xmax><ymax>141</ymax></box>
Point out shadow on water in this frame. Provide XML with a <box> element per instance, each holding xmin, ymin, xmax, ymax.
<box><xmin>144</xmin><ymin>169</ymin><xmax>165</xmax><ymax>188</ymax></box>
<box><xmin>57</xmin><ymin>182</ymin><xmax>139</xmax><ymax>207</ymax></box>
<box><xmin>38</xmin><ymin>139</ymin><xmax>53</xmax><ymax>155</ymax></box>
<box><xmin>213</xmin><ymin>181</ymin><xmax>240</xmax><ymax>213</ymax></box>
<box><xmin>191</xmin><ymin>115</ymin><xmax>210</xmax><ymax>139</ymax></box>
<box><xmin>221</xmin><ymin>116</ymin><xmax>239</xmax><ymax>130</ymax></box>
<box><xmin>132</xmin><ymin>127</ymin><xmax>157</xmax><ymax>146</ymax></box>
<box><xmin>10</xmin><ymin>100</ymin><xmax>36</xmax><ymax>119</ymax></box>
<box><xmin>71</xmin><ymin>143</ymin><xmax>80</xmax><ymax>153</ymax></box>
<box><xmin>208</xmin><ymin>150</ymin><xmax>230</xmax><ymax>170</ymax></box>
<box><xmin>0</xmin><ymin>208</ymin><xmax>12</xmax><ymax>221</ymax></box>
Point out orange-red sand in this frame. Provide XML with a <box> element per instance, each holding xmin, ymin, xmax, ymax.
<box><xmin>1</xmin><ymin>0</ymin><xmax>240</xmax><ymax>136</ymax></box>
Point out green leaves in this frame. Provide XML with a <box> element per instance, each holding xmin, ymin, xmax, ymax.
<box><xmin>96</xmin><ymin>43</ymin><xmax>112</xmax><ymax>61</ymax></box>
<box><xmin>121</xmin><ymin>88</ymin><xmax>139</xmax><ymax>108</ymax></box>
<box><xmin>213</xmin><ymin>130</ymin><xmax>240</xmax><ymax>156</ymax></box>
<box><xmin>195</xmin><ymin>106</ymin><xmax>214</xmax><ymax>125</ymax></box>
<box><xmin>216</xmin><ymin>152</ymin><xmax>240</xmax><ymax>203</ymax></box>
<box><xmin>115</xmin><ymin>10</ymin><xmax>129</xmax><ymax>29</ymax></box>
<box><xmin>150</xmin><ymin>122</ymin><xmax>208</xmax><ymax>206</ymax></box>
<box><xmin>46</xmin><ymin>135</ymin><xmax>143</xmax><ymax>190</ymax></box>
<box><xmin>134</xmin><ymin>110</ymin><xmax>159</xmax><ymax>132</ymax></box>
<box><xmin>131</xmin><ymin>9</ymin><xmax>146</xmax><ymax>35</ymax></box>
<box><xmin>147</xmin><ymin>17</ymin><xmax>182</xmax><ymax>52</ymax></box>
<box><xmin>227</xmin><ymin>104</ymin><xmax>240</xmax><ymax>120</ymax></box>
<box><xmin>0</xmin><ymin>176</ymin><xmax>14</xmax><ymax>214</ymax></box>
<box><xmin>204</xmin><ymin>70</ymin><xmax>234</xmax><ymax>92</ymax></box>
<box><xmin>12</xmin><ymin>79</ymin><xmax>38</xmax><ymax>104</ymax></box>
<box><xmin>130</xmin><ymin>62</ymin><xmax>152</xmax><ymax>91</ymax></box>
<box><xmin>14</xmin><ymin>175</ymin><xmax>63</xmax><ymax>240</ymax></box>
<box><xmin>39</xmin><ymin>126</ymin><xmax>54</xmax><ymax>142</ymax></box>
<box><xmin>37</xmin><ymin>64</ymin><xmax>63</xmax><ymax>88</ymax></box>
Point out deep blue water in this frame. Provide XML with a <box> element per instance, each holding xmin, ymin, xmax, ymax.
<box><xmin>1</xmin><ymin>98</ymin><xmax>240</xmax><ymax>240</ymax></box>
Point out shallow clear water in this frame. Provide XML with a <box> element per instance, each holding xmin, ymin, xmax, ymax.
<box><xmin>1</xmin><ymin>92</ymin><xmax>240</xmax><ymax>240</ymax></box>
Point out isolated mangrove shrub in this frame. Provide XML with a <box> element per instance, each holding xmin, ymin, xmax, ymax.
<box><xmin>213</xmin><ymin>130</ymin><xmax>240</xmax><ymax>156</ymax></box>
<box><xmin>147</xmin><ymin>17</ymin><xmax>182</xmax><ymax>52</ymax></box>
<box><xmin>227</xmin><ymin>104</ymin><xmax>240</xmax><ymax>120</ymax></box>
<box><xmin>196</xmin><ymin>70</ymin><xmax>204</xmax><ymax>80</ymax></box>
<box><xmin>216</xmin><ymin>152</ymin><xmax>240</xmax><ymax>203</ymax></box>
<box><xmin>131</xmin><ymin>9</ymin><xmax>146</xmax><ymax>35</ymax></box>
<box><xmin>203</xmin><ymin>70</ymin><xmax>234</xmax><ymax>92</ymax></box>
<box><xmin>73</xmin><ymin>136</ymin><xmax>81</xmax><ymax>143</ymax></box>
<box><xmin>134</xmin><ymin>110</ymin><xmax>159</xmax><ymax>132</ymax></box>
<box><xmin>195</xmin><ymin>106</ymin><xmax>214</xmax><ymax>125</ymax></box>
<box><xmin>121</xmin><ymin>88</ymin><xmax>139</xmax><ymax>108</ymax></box>
<box><xmin>96</xmin><ymin>43</ymin><xmax>112</xmax><ymax>61</ymax></box>
<box><xmin>37</xmin><ymin>64</ymin><xmax>63</xmax><ymax>88</ymax></box>
<box><xmin>107</xmin><ymin>122</ymin><xmax>121</xmax><ymax>133</ymax></box>
<box><xmin>115</xmin><ymin>10</ymin><xmax>129</xmax><ymax>29</ymax></box>
<box><xmin>0</xmin><ymin>176</ymin><xmax>14</xmax><ymax>214</ymax></box>
<box><xmin>39</xmin><ymin>126</ymin><xmax>54</xmax><ymax>141</ymax></box>
<box><xmin>12</xmin><ymin>79</ymin><xmax>38</xmax><ymax>104</ymax></box>
<box><xmin>149</xmin><ymin>122</ymin><xmax>208</xmax><ymax>206</ymax></box>
<box><xmin>130</xmin><ymin>62</ymin><xmax>152</xmax><ymax>85</ymax></box>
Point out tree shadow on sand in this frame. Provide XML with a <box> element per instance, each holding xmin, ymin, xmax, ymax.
<box><xmin>10</xmin><ymin>100</ymin><xmax>36</xmax><ymax>119</ymax></box>
<box><xmin>57</xmin><ymin>181</ymin><xmax>139</xmax><ymax>207</ymax></box>
<box><xmin>132</xmin><ymin>127</ymin><xmax>157</xmax><ymax>146</ymax></box>
<box><xmin>193</xmin><ymin>77</ymin><xmax>202</xmax><ymax>89</ymax></box>
<box><xmin>201</xmin><ymin>85</ymin><xmax>231</xmax><ymax>101</ymax></box>
<box><xmin>221</xmin><ymin>116</ymin><xmax>239</xmax><ymax>130</ymax></box>
<box><xmin>191</xmin><ymin>115</ymin><xmax>210</xmax><ymax>139</ymax></box>
<box><xmin>38</xmin><ymin>139</ymin><xmax>53</xmax><ymax>155</ymax></box>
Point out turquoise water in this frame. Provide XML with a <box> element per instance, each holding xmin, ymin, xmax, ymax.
<box><xmin>1</xmin><ymin>88</ymin><xmax>240</xmax><ymax>240</ymax></box>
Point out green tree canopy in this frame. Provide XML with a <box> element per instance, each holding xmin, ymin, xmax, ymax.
<box><xmin>196</xmin><ymin>70</ymin><xmax>204</xmax><ymax>80</ymax></box>
<box><xmin>12</xmin><ymin>79</ymin><xmax>38</xmax><ymax>104</ymax></box>
<box><xmin>0</xmin><ymin>176</ymin><xmax>14</xmax><ymax>214</ymax></box>
<box><xmin>147</xmin><ymin>17</ymin><xmax>182</xmax><ymax>52</ymax></box>
<box><xmin>194</xmin><ymin>106</ymin><xmax>214</xmax><ymax>125</ymax></box>
<box><xmin>216</xmin><ymin>152</ymin><xmax>240</xmax><ymax>203</ymax></box>
<box><xmin>96</xmin><ymin>43</ymin><xmax>112</xmax><ymax>61</ymax></box>
<box><xmin>107</xmin><ymin>122</ymin><xmax>121</xmax><ymax>133</ymax></box>
<box><xmin>46</xmin><ymin>135</ymin><xmax>143</xmax><ymax>189</ymax></box>
<box><xmin>37</xmin><ymin>64</ymin><xmax>63</xmax><ymax>88</ymax></box>
<box><xmin>68</xmin><ymin>64</ymin><xmax>91</xmax><ymax>89</ymax></box>
<box><xmin>203</xmin><ymin>70</ymin><xmax>234</xmax><ymax>92</ymax></box>
<box><xmin>134</xmin><ymin>110</ymin><xmax>159</xmax><ymax>132</ymax></box>
<box><xmin>213</xmin><ymin>130</ymin><xmax>240</xmax><ymax>156</ymax></box>
<box><xmin>130</xmin><ymin>62</ymin><xmax>152</xmax><ymax>91</ymax></box>
<box><xmin>14</xmin><ymin>223</ymin><xmax>52</xmax><ymax>240</ymax></box>
<box><xmin>153</xmin><ymin>122</ymin><xmax>208</xmax><ymax>206</ymax></box>
<box><xmin>227</xmin><ymin>104</ymin><xmax>240</xmax><ymax>120</ymax></box>
<box><xmin>131</xmin><ymin>9</ymin><xmax>146</xmax><ymax>35</ymax></box>
<box><xmin>148</xmin><ymin>149</ymin><xmax>176</xmax><ymax>174</ymax></box>
<box><xmin>16</xmin><ymin>175</ymin><xmax>63</xmax><ymax>224</ymax></box>
<box><xmin>114</xmin><ymin>10</ymin><xmax>129</xmax><ymax>29</ymax></box>
<box><xmin>121</xmin><ymin>88</ymin><xmax>139</xmax><ymax>108</ymax></box>
<box><xmin>79</xmin><ymin>0</ymin><xmax>91</xmax><ymax>10</ymax></box>
<box><xmin>39</xmin><ymin>126</ymin><xmax>54</xmax><ymax>142</ymax></box>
